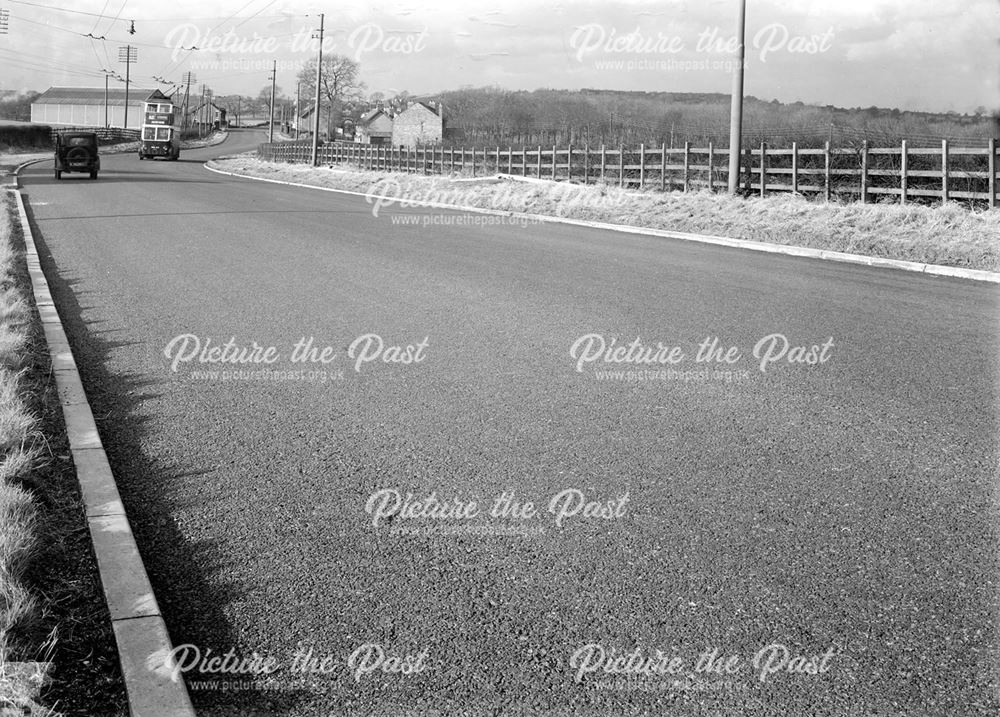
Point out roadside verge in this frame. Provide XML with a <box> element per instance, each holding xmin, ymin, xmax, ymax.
<box><xmin>10</xmin><ymin>188</ymin><xmax>194</xmax><ymax>716</ymax></box>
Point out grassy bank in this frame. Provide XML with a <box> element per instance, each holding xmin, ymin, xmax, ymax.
<box><xmin>0</xmin><ymin>192</ymin><xmax>125</xmax><ymax>715</ymax></box>
<box><xmin>0</xmin><ymin>190</ymin><xmax>46</xmax><ymax>714</ymax></box>
<box><xmin>209</xmin><ymin>155</ymin><xmax>1000</xmax><ymax>273</ymax></box>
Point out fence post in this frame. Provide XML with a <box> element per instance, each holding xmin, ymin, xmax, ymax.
<box><xmin>744</xmin><ymin>145</ymin><xmax>752</xmax><ymax>193</ymax></box>
<box><xmin>900</xmin><ymin>139</ymin><xmax>908</xmax><ymax>205</ymax></box>
<box><xmin>584</xmin><ymin>145</ymin><xmax>589</xmax><ymax>185</ymax></box>
<box><xmin>601</xmin><ymin>144</ymin><xmax>606</xmax><ymax>183</ymax></box>
<box><xmin>708</xmin><ymin>142</ymin><xmax>714</xmax><ymax>192</ymax></box>
<box><xmin>472</xmin><ymin>146</ymin><xmax>476</xmax><ymax>177</ymax></box>
<box><xmin>990</xmin><ymin>138</ymin><xmax>997</xmax><ymax>210</ymax></box>
<box><xmin>824</xmin><ymin>141</ymin><xmax>831</xmax><ymax>202</ymax></box>
<box><xmin>619</xmin><ymin>145</ymin><xmax>624</xmax><ymax>188</ymax></box>
<box><xmin>537</xmin><ymin>145</ymin><xmax>542</xmax><ymax>178</ymax></box>
<box><xmin>860</xmin><ymin>140</ymin><xmax>868</xmax><ymax>204</ymax></box>
<box><xmin>791</xmin><ymin>142</ymin><xmax>798</xmax><ymax>194</ymax></box>
<box><xmin>638</xmin><ymin>143</ymin><xmax>645</xmax><ymax>189</ymax></box>
<box><xmin>683</xmin><ymin>142</ymin><xmax>690</xmax><ymax>193</ymax></box>
<box><xmin>759</xmin><ymin>142</ymin><xmax>766</xmax><ymax>198</ymax></box>
<box><xmin>551</xmin><ymin>144</ymin><xmax>557</xmax><ymax>180</ymax></box>
<box><xmin>507</xmin><ymin>146</ymin><xmax>512</xmax><ymax>175</ymax></box>
<box><xmin>521</xmin><ymin>147</ymin><xmax>526</xmax><ymax>177</ymax></box>
<box><xmin>660</xmin><ymin>142</ymin><xmax>666</xmax><ymax>191</ymax></box>
<box><xmin>941</xmin><ymin>139</ymin><xmax>948</xmax><ymax>205</ymax></box>
<box><xmin>567</xmin><ymin>143</ymin><xmax>572</xmax><ymax>182</ymax></box>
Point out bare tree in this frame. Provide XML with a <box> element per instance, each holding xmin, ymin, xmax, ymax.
<box><xmin>296</xmin><ymin>55</ymin><xmax>365</xmax><ymax>140</ymax></box>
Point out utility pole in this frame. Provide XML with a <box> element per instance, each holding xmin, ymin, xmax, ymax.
<box><xmin>268</xmin><ymin>60</ymin><xmax>277</xmax><ymax>143</ymax></box>
<box><xmin>206</xmin><ymin>88</ymin><xmax>213</xmax><ymax>134</ymax></box>
<box><xmin>311</xmin><ymin>13</ymin><xmax>324</xmax><ymax>165</ymax></box>
<box><xmin>118</xmin><ymin>45</ymin><xmax>137</xmax><ymax>129</ymax></box>
<box><xmin>727</xmin><ymin>0</ymin><xmax>746</xmax><ymax>194</ymax></box>
<box><xmin>295</xmin><ymin>81</ymin><xmax>300</xmax><ymax>140</ymax></box>
<box><xmin>181</xmin><ymin>71</ymin><xmax>195</xmax><ymax>131</ymax></box>
<box><xmin>103</xmin><ymin>71</ymin><xmax>109</xmax><ymax>128</ymax></box>
<box><xmin>237</xmin><ymin>96</ymin><xmax>241</xmax><ymax>128</ymax></box>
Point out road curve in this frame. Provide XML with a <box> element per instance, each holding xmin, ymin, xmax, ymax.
<box><xmin>20</xmin><ymin>129</ymin><xmax>1000</xmax><ymax>716</ymax></box>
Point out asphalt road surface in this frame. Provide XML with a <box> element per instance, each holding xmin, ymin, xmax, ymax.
<box><xmin>21</xmin><ymin>130</ymin><xmax>1000</xmax><ymax>716</ymax></box>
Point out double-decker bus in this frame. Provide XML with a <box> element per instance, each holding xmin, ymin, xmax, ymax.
<box><xmin>138</xmin><ymin>89</ymin><xmax>180</xmax><ymax>161</ymax></box>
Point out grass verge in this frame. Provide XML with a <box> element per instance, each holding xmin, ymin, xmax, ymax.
<box><xmin>0</xmin><ymin>189</ymin><xmax>47</xmax><ymax>715</ymax></box>
<box><xmin>209</xmin><ymin>155</ymin><xmax>1000</xmax><ymax>273</ymax></box>
<box><xmin>0</xmin><ymin>191</ymin><xmax>126</xmax><ymax>716</ymax></box>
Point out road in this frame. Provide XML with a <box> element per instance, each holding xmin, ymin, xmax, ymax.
<box><xmin>20</xmin><ymin>129</ymin><xmax>1000</xmax><ymax>716</ymax></box>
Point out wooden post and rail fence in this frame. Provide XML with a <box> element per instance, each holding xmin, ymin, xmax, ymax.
<box><xmin>258</xmin><ymin>139</ymin><xmax>1000</xmax><ymax>208</ymax></box>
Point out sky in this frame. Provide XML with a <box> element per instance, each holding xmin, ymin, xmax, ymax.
<box><xmin>0</xmin><ymin>0</ymin><xmax>997</xmax><ymax>114</ymax></box>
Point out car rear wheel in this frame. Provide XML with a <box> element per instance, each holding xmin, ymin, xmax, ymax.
<box><xmin>54</xmin><ymin>169</ymin><xmax>61</xmax><ymax>180</ymax></box>
<box><xmin>90</xmin><ymin>171</ymin><xmax>98</xmax><ymax>179</ymax></box>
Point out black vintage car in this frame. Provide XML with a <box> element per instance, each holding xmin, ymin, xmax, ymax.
<box><xmin>54</xmin><ymin>131</ymin><xmax>100</xmax><ymax>180</ymax></box>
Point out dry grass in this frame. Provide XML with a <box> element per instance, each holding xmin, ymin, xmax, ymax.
<box><xmin>0</xmin><ymin>191</ymin><xmax>54</xmax><ymax>716</ymax></box>
<box><xmin>209</xmin><ymin>155</ymin><xmax>1000</xmax><ymax>272</ymax></box>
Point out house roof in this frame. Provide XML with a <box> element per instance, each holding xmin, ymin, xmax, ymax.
<box><xmin>398</xmin><ymin>101</ymin><xmax>441</xmax><ymax>117</ymax></box>
<box><xmin>359</xmin><ymin>108</ymin><xmax>388</xmax><ymax>125</ymax></box>
<box><xmin>33</xmin><ymin>86</ymin><xmax>159</xmax><ymax>107</ymax></box>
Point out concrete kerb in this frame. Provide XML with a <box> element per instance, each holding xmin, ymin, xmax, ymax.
<box><xmin>10</xmin><ymin>188</ymin><xmax>195</xmax><ymax>716</ymax></box>
<box><xmin>203</xmin><ymin>162</ymin><xmax>1000</xmax><ymax>285</ymax></box>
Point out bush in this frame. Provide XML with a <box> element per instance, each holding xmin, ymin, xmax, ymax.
<box><xmin>0</xmin><ymin>125</ymin><xmax>52</xmax><ymax>151</ymax></box>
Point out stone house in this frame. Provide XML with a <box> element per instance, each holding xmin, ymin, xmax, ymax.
<box><xmin>391</xmin><ymin>101</ymin><xmax>443</xmax><ymax>147</ymax></box>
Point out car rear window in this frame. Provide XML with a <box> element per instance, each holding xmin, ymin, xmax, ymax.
<box><xmin>65</xmin><ymin>137</ymin><xmax>95</xmax><ymax>146</ymax></box>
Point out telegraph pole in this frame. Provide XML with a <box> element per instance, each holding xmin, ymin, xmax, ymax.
<box><xmin>268</xmin><ymin>60</ymin><xmax>277</xmax><ymax>143</ymax></box>
<box><xmin>103</xmin><ymin>71</ymin><xmax>109</xmax><ymax>127</ymax></box>
<box><xmin>311</xmin><ymin>13</ymin><xmax>324</xmax><ymax>165</ymax></box>
<box><xmin>295</xmin><ymin>81</ymin><xmax>300</xmax><ymax>140</ymax></box>
<box><xmin>118</xmin><ymin>45</ymin><xmax>136</xmax><ymax>129</ymax></box>
<box><xmin>727</xmin><ymin>0</ymin><xmax>746</xmax><ymax>194</ymax></box>
<box><xmin>181</xmin><ymin>71</ymin><xmax>195</xmax><ymax>131</ymax></box>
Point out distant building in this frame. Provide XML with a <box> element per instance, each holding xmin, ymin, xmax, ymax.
<box><xmin>31</xmin><ymin>86</ymin><xmax>156</xmax><ymax>129</ymax></box>
<box><xmin>356</xmin><ymin>108</ymin><xmax>393</xmax><ymax>144</ymax></box>
<box><xmin>187</xmin><ymin>100</ymin><xmax>227</xmax><ymax>129</ymax></box>
<box><xmin>391</xmin><ymin>101</ymin><xmax>443</xmax><ymax>147</ymax></box>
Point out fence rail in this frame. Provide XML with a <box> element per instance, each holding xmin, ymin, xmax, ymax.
<box><xmin>259</xmin><ymin>139</ymin><xmax>999</xmax><ymax>208</ymax></box>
